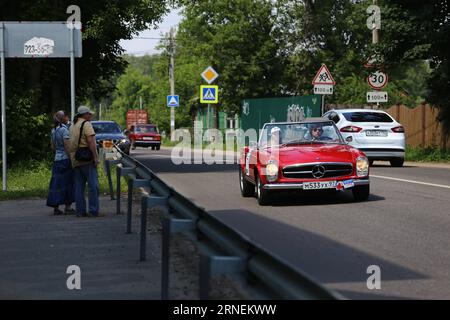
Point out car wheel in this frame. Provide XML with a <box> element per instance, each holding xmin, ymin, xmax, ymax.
<box><xmin>390</xmin><ymin>158</ymin><xmax>404</xmax><ymax>167</ymax></box>
<box><xmin>151</xmin><ymin>146</ymin><xmax>156</xmax><ymax>150</ymax></box>
<box><xmin>239</xmin><ymin>168</ymin><xmax>254</xmax><ymax>197</ymax></box>
<box><xmin>156</xmin><ymin>146</ymin><xmax>161</xmax><ymax>150</ymax></box>
<box><xmin>256</xmin><ymin>173</ymin><xmax>271</xmax><ymax>206</ymax></box>
<box><xmin>131</xmin><ymin>140</ymin><xmax>136</xmax><ymax>150</ymax></box>
<box><xmin>352</xmin><ymin>185</ymin><xmax>370</xmax><ymax>201</ymax></box>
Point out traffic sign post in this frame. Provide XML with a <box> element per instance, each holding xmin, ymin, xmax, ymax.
<box><xmin>200</xmin><ymin>85</ymin><xmax>219</xmax><ymax>104</ymax></box>
<box><xmin>167</xmin><ymin>95</ymin><xmax>180</xmax><ymax>107</ymax></box>
<box><xmin>0</xmin><ymin>21</ymin><xmax>82</xmax><ymax>191</ymax></box>
<box><xmin>367</xmin><ymin>70</ymin><xmax>388</xmax><ymax>90</ymax></box>
<box><xmin>367</xmin><ymin>91</ymin><xmax>388</xmax><ymax>103</ymax></box>
<box><xmin>312</xmin><ymin>64</ymin><xmax>335</xmax><ymax>115</ymax></box>
<box><xmin>201</xmin><ymin>66</ymin><xmax>219</xmax><ymax>84</ymax></box>
<box><xmin>200</xmin><ymin>67</ymin><xmax>220</xmax><ymax>138</ymax></box>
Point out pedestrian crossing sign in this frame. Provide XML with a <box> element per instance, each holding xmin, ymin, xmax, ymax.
<box><xmin>167</xmin><ymin>95</ymin><xmax>179</xmax><ymax>107</ymax></box>
<box><xmin>200</xmin><ymin>85</ymin><xmax>219</xmax><ymax>104</ymax></box>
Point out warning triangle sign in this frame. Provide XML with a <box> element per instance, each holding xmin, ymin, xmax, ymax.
<box><xmin>203</xmin><ymin>88</ymin><xmax>216</xmax><ymax>100</ymax></box>
<box><xmin>312</xmin><ymin>64</ymin><xmax>336</xmax><ymax>85</ymax></box>
<box><xmin>169</xmin><ymin>96</ymin><xmax>178</xmax><ymax>105</ymax></box>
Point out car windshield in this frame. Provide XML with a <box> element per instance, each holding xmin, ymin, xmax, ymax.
<box><xmin>92</xmin><ymin>122</ymin><xmax>121</xmax><ymax>134</ymax></box>
<box><xmin>342</xmin><ymin>112</ymin><xmax>393</xmax><ymax>123</ymax></box>
<box><xmin>135</xmin><ymin>125</ymin><xmax>157</xmax><ymax>133</ymax></box>
<box><xmin>259</xmin><ymin>122</ymin><xmax>344</xmax><ymax>148</ymax></box>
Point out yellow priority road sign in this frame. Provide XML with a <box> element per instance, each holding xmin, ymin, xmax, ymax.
<box><xmin>200</xmin><ymin>85</ymin><xmax>219</xmax><ymax>104</ymax></box>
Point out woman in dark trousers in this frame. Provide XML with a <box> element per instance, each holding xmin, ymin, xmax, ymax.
<box><xmin>46</xmin><ymin>111</ymin><xmax>75</xmax><ymax>215</ymax></box>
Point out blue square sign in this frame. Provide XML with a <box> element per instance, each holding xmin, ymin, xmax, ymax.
<box><xmin>167</xmin><ymin>95</ymin><xmax>179</xmax><ymax>107</ymax></box>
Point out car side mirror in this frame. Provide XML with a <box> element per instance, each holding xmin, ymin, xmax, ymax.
<box><xmin>123</xmin><ymin>129</ymin><xmax>130</xmax><ymax>136</ymax></box>
<box><xmin>345</xmin><ymin>136</ymin><xmax>353</xmax><ymax>144</ymax></box>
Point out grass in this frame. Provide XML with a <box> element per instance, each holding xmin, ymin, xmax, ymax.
<box><xmin>405</xmin><ymin>145</ymin><xmax>450</xmax><ymax>163</ymax></box>
<box><xmin>0</xmin><ymin>159</ymin><xmax>128</xmax><ymax>201</ymax></box>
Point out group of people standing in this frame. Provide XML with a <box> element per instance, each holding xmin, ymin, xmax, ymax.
<box><xmin>46</xmin><ymin>106</ymin><xmax>101</xmax><ymax>217</ymax></box>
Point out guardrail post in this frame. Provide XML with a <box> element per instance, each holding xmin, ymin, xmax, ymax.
<box><xmin>140</xmin><ymin>196</ymin><xmax>148</xmax><ymax>261</ymax></box>
<box><xmin>199</xmin><ymin>255</ymin><xmax>212</xmax><ymax>300</ymax></box>
<box><xmin>116</xmin><ymin>164</ymin><xmax>122</xmax><ymax>214</ymax></box>
<box><xmin>140</xmin><ymin>195</ymin><xmax>169</xmax><ymax>262</ymax></box>
<box><xmin>199</xmin><ymin>255</ymin><xmax>245</xmax><ymax>300</ymax></box>
<box><xmin>161</xmin><ymin>217</ymin><xmax>196</xmax><ymax>300</ymax></box>
<box><xmin>126</xmin><ymin>178</ymin><xmax>133</xmax><ymax>234</ymax></box>
<box><xmin>161</xmin><ymin>217</ymin><xmax>171</xmax><ymax>300</ymax></box>
<box><xmin>127</xmin><ymin>178</ymin><xmax>151</xmax><ymax>234</ymax></box>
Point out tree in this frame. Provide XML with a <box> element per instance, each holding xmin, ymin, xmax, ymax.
<box><xmin>0</xmin><ymin>0</ymin><xmax>169</xmax><ymax>162</ymax></box>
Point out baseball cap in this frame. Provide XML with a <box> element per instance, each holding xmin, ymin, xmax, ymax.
<box><xmin>77</xmin><ymin>106</ymin><xmax>94</xmax><ymax>115</ymax></box>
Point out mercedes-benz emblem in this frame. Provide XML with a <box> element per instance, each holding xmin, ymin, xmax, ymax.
<box><xmin>312</xmin><ymin>165</ymin><xmax>326</xmax><ymax>179</ymax></box>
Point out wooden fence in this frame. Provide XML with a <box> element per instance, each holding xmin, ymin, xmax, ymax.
<box><xmin>386</xmin><ymin>104</ymin><xmax>450</xmax><ymax>150</ymax></box>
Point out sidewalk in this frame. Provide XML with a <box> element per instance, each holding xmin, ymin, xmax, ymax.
<box><xmin>0</xmin><ymin>196</ymin><xmax>161</xmax><ymax>299</ymax></box>
<box><xmin>0</xmin><ymin>194</ymin><xmax>244</xmax><ymax>300</ymax></box>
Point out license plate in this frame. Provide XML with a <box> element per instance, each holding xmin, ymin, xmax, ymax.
<box><xmin>303</xmin><ymin>181</ymin><xmax>337</xmax><ymax>190</ymax></box>
<box><xmin>143</xmin><ymin>137</ymin><xmax>154</xmax><ymax>141</ymax></box>
<box><xmin>366</xmin><ymin>130</ymin><xmax>388</xmax><ymax>137</ymax></box>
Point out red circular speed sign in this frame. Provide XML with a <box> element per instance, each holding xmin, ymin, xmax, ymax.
<box><xmin>367</xmin><ymin>71</ymin><xmax>388</xmax><ymax>90</ymax></box>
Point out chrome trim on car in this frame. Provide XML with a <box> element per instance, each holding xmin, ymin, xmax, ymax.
<box><xmin>263</xmin><ymin>179</ymin><xmax>370</xmax><ymax>190</ymax></box>
<box><xmin>282</xmin><ymin>162</ymin><xmax>353</xmax><ymax>170</ymax></box>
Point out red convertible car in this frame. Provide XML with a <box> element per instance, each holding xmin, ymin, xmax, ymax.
<box><xmin>239</xmin><ymin>119</ymin><xmax>370</xmax><ymax>205</ymax></box>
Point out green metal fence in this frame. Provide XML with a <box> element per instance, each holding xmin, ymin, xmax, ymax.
<box><xmin>241</xmin><ymin>95</ymin><xmax>322</xmax><ymax>133</ymax></box>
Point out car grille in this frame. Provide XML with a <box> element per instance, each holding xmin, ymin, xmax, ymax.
<box><xmin>282</xmin><ymin>163</ymin><xmax>353</xmax><ymax>179</ymax></box>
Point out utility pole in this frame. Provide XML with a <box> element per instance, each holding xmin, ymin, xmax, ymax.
<box><xmin>372</xmin><ymin>0</ymin><xmax>379</xmax><ymax>109</ymax></box>
<box><xmin>372</xmin><ymin>0</ymin><xmax>379</xmax><ymax>45</ymax></box>
<box><xmin>169</xmin><ymin>28</ymin><xmax>175</xmax><ymax>141</ymax></box>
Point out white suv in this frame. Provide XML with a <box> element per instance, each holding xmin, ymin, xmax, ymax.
<box><xmin>323</xmin><ymin>109</ymin><xmax>406</xmax><ymax>167</ymax></box>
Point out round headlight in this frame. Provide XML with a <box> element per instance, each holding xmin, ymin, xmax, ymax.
<box><xmin>265</xmin><ymin>160</ymin><xmax>279</xmax><ymax>182</ymax></box>
<box><xmin>356</xmin><ymin>156</ymin><xmax>369</xmax><ymax>177</ymax></box>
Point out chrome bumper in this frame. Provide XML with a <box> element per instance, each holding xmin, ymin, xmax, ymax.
<box><xmin>263</xmin><ymin>179</ymin><xmax>370</xmax><ymax>190</ymax></box>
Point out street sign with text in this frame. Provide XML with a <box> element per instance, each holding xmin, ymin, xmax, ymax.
<box><xmin>367</xmin><ymin>91</ymin><xmax>388</xmax><ymax>103</ymax></box>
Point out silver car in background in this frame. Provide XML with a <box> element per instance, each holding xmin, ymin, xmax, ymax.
<box><xmin>323</xmin><ymin>109</ymin><xmax>406</xmax><ymax>167</ymax></box>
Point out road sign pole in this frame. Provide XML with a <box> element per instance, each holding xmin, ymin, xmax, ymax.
<box><xmin>321</xmin><ymin>95</ymin><xmax>325</xmax><ymax>116</ymax></box>
<box><xmin>1</xmin><ymin>23</ymin><xmax>6</xmax><ymax>191</ymax></box>
<box><xmin>70</xmin><ymin>26</ymin><xmax>75</xmax><ymax>122</ymax></box>
<box><xmin>169</xmin><ymin>29</ymin><xmax>176</xmax><ymax>141</ymax></box>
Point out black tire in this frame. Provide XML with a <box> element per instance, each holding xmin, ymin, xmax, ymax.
<box><xmin>239</xmin><ymin>168</ymin><xmax>254</xmax><ymax>197</ymax></box>
<box><xmin>151</xmin><ymin>146</ymin><xmax>156</xmax><ymax>150</ymax></box>
<box><xmin>352</xmin><ymin>185</ymin><xmax>370</xmax><ymax>201</ymax></box>
<box><xmin>390</xmin><ymin>158</ymin><xmax>404</xmax><ymax>167</ymax></box>
<box><xmin>156</xmin><ymin>146</ymin><xmax>161</xmax><ymax>151</ymax></box>
<box><xmin>256</xmin><ymin>173</ymin><xmax>271</xmax><ymax>206</ymax></box>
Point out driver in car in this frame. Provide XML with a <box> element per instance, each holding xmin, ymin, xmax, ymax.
<box><xmin>309</xmin><ymin>124</ymin><xmax>326</xmax><ymax>141</ymax></box>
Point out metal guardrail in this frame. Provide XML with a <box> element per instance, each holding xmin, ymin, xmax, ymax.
<box><xmin>103</xmin><ymin>148</ymin><xmax>342</xmax><ymax>300</ymax></box>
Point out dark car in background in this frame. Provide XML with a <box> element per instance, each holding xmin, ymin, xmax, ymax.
<box><xmin>129</xmin><ymin>124</ymin><xmax>161</xmax><ymax>150</ymax></box>
<box><xmin>91</xmin><ymin>121</ymin><xmax>131</xmax><ymax>155</ymax></box>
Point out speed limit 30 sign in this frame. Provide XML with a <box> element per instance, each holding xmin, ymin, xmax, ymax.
<box><xmin>367</xmin><ymin>70</ymin><xmax>388</xmax><ymax>90</ymax></box>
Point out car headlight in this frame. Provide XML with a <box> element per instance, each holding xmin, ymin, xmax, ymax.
<box><xmin>265</xmin><ymin>160</ymin><xmax>279</xmax><ymax>182</ymax></box>
<box><xmin>356</xmin><ymin>156</ymin><xmax>369</xmax><ymax>177</ymax></box>
<box><xmin>120</xmin><ymin>139</ymin><xmax>128</xmax><ymax>144</ymax></box>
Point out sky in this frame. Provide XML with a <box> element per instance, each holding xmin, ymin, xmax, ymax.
<box><xmin>119</xmin><ymin>8</ymin><xmax>182</xmax><ymax>56</ymax></box>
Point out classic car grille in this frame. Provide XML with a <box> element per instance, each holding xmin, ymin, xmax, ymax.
<box><xmin>282</xmin><ymin>163</ymin><xmax>353</xmax><ymax>179</ymax></box>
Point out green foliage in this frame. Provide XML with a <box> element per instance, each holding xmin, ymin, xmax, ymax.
<box><xmin>405</xmin><ymin>145</ymin><xmax>450</xmax><ymax>163</ymax></box>
<box><xmin>0</xmin><ymin>0</ymin><xmax>169</xmax><ymax>163</ymax></box>
<box><xmin>0</xmin><ymin>159</ymin><xmax>128</xmax><ymax>201</ymax></box>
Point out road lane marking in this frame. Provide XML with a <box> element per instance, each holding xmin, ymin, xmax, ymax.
<box><xmin>371</xmin><ymin>175</ymin><xmax>450</xmax><ymax>189</ymax></box>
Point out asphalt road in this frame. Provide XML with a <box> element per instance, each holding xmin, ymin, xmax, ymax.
<box><xmin>133</xmin><ymin>147</ymin><xmax>450</xmax><ymax>300</ymax></box>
